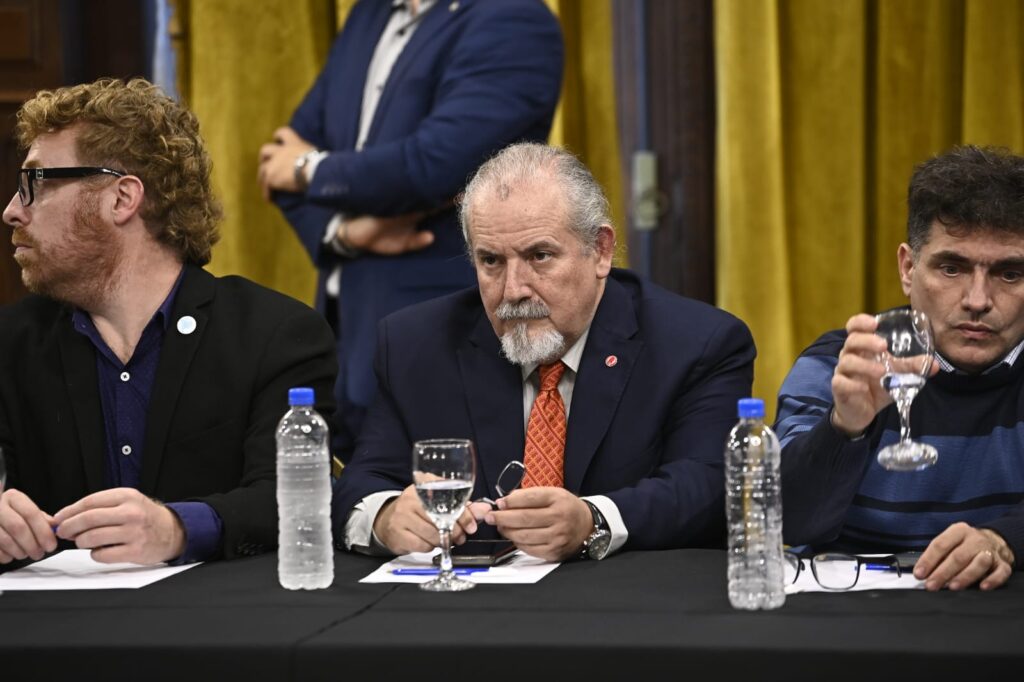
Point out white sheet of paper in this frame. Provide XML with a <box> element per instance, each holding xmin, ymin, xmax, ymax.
<box><xmin>360</xmin><ymin>549</ymin><xmax>560</xmax><ymax>584</ymax></box>
<box><xmin>0</xmin><ymin>550</ymin><xmax>200</xmax><ymax>590</ymax></box>
<box><xmin>785</xmin><ymin>555</ymin><xmax>925</xmax><ymax>594</ymax></box>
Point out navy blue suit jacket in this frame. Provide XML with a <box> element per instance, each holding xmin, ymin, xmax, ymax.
<box><xmin>332</xmin><ymin>270</ymin><xmax>756</xmax><ymax>550</ymax></box>
<box><xmin>273</xmin><ymin>0</ymin><xmax>563</xmax><ymax>453</ymax></box>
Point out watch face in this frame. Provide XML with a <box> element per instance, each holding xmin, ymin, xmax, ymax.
<box><xmin>587</xmin><ymin>530</ymin><xmax>612</xmax><ymax>560</ymax></box>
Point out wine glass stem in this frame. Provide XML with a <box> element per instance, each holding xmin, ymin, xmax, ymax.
<box><xmin>438</xmin><ymin>527</ymin><xmax>454</xmax><ymax>577</ymax></box>
<box><xmin>897</xmin><ymin>397</ymin><xmax>912</xmax><ymax>445</ymax></box>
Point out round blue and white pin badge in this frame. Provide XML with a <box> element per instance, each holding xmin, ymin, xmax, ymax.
<box><xmin>177</xmin><ymin>315</ymin><xmax>197</xmax><ymax>335</ymax></box>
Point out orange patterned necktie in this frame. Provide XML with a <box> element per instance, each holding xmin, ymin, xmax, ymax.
<box><xmin>522</xmin><ymin>361</ymin><xmax>567</xmax><ymax>488</ymax></box>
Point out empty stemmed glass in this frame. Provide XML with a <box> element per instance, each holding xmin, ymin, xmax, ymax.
<box><xmin>412</xmin><ymin>439</ymin><xmax>477</xmax><ymax>592</ymax></box>
<box><xmin>875</xmin><ymin>309</ymin><xmax>938</xmax><ymax>471</ymax></box>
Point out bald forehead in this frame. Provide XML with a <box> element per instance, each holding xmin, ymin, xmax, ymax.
<box><xmin>466</xmin><ymin>174</ymin><xmax>568</xmax><ymax>236</ymax></box>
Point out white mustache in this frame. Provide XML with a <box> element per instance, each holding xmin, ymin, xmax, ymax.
<box><xmin>495</xmin><ymin>299</ymin><xmax>549</xmax><ymax>321</ymax></box>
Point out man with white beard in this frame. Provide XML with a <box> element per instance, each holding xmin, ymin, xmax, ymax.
<box><xmin>332</xmin><ymin>143</ymin><xmax>755</xmax><ymax>561</ymax></box>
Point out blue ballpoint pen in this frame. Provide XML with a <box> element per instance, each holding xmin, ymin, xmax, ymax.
<box><xmin>390</xmin><ymin>567</ymin><xmax>489</xmax><ymax>576</ymax></box>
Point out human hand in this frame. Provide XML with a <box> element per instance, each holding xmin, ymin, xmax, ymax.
<box><xmin>0</xmin><ymin>489</ymin><xmax>57</xmax><ymax>563</ymax></box>
<box><xmin>52</xmin><ymin>488</ymin><xmax>186</xmax><ymax>565</ymax></box>
<box><xmin>830</xmin><ymin>315</ymin><xmax>892</xmax><ymax>436</ymax></box>
<box><xmin>485</xmin><ymin>487</ymin><xmax>592</xmax><ymax>562</ymax></box>
<box><xmin>257</xmin><ymin>126</ymin><xmax>317</xmax><ymax>200</ymax></box>
<box><xmin>915</xmin><ymin>523</ymin><xmax>1015</xmax><ymax>591</ymax></box>
<box><xmin>341</xmin><ymin>213</ymin><xmax>433</xmax><ymax>255</ymax></box>
<box><xmin>373</xmin><ymin>485</ymin><xmax>480</xmax><ymax>555</ymax></box>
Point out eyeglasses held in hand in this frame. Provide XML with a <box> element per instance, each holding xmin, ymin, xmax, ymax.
<box><xmin>477</xmin><ymin>460</ymin><xmax>526</xmax><ymax>510</ymax></box>
<box><xmin>784</xmin><ymin>551</ymin><xmax>903</xmax><ymax>591</ymax></box>
<box><xmin>17</xmin><ymin>167</ymin><xmax>127</xmax><ymax>207</ymax></box>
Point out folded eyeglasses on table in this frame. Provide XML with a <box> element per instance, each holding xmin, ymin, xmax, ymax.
<box><xmin>784</xmin><ymin>551</ymin><xmax>912</xmax><ymax>591</ymax></box>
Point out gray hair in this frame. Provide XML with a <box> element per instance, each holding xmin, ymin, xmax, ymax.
<box><xmin>458</xmin><ymin>142</ymin><xmax>611</xmax><ymax>251</ymax></box>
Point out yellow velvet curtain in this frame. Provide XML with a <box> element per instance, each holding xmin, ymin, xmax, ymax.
<box><xmin>174</xmin><ymin>0</ymin><xmax>622</xmax><ymax>305</ymax></box>
<box><xmin>176</xmin><ymin>0</ymin><xmax>336</xmax><ymax>304</ymax></box>
<box><xmin>544</xmin><ymin>0</ymin><xmax>627</xmax><ymax>261</ymax></box>
<box><xmin>715</xmin><ymin>0</ymin><xmax>1024</xmax><ymax>417</ymax></box>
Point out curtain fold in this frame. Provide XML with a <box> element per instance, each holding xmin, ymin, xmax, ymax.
<box><xmin>545</xmin><ymin>0</ymin><xmax>627</xmax><ymax>261</ymax></box>
<box><xmin>176</xmin><ymin>0</ymin><xmax>336</xmax><ymax>305</ymax></box>
<box><xmin>175</xmin><ymin>0</ymin><xmax>622</xmax><ymax>304</ymax></box>
<box><xmin>715</xmin><ymin>0</ymin><xmax>1024</xmax><ymax>417</ymax></box>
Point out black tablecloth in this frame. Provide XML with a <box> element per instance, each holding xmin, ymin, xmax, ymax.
<box><xmin>1</xmin><ymin>549</ymin><xmax>1020</xmax><ymax>680</ymax></box>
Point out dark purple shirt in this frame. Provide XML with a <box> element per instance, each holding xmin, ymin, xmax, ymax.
<box><xmin>71</xmin><ymin>269</ymin><xmax>222</xmax><ymax>563</ymax></box>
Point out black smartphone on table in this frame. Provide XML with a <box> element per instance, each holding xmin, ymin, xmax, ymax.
<box><xmin>433</xmin><ymin>539</ymin><xmax>517</xmax><ymax>567</ymax></box>
<box><xmin>896</xmin><ymin>551</ymin><xmax>922</xmax><ymax>570</ymax></box>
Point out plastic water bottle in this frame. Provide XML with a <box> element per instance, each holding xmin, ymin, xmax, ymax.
<box><xmin>276</xmin><ymin>387</ymin><xmax>333</xmax><ymax>589</ymax></box>
<box><xmin>725</xmin><ymin>398</ymin><xmax>785</xmax><ymax>610</ymax></box>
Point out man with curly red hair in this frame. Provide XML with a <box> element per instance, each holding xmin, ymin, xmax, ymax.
<box><xmin>0</xmin><ymin>78</ymin><xmax>337</xmax><ymax>566</ymax></box>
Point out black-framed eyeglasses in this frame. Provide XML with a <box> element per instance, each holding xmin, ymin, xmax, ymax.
<box><xmin>784</xmin><ymin>551</ymin><xmax>902</xmax><ymax>591</ymax></box>
<box><xmin>17</xmin><ymin>167</ymin><xmax>127</xmax><ymax>207</ymax></box>
<box><xmin>477</xmin><ymin>460</ymin><xmax>526</xmax><ymax>510</ymax></box>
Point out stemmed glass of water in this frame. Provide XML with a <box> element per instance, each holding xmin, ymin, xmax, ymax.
<box><xmin>875</xmin><ymin>309</ymin><xmax>937</xmax><ymax>471</ymax></box>
<box><xmin>412</xmin><ymin>439</ymin><xmax>477</xmax><ymax>592</ymax></box>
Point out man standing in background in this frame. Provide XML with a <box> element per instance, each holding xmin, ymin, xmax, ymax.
<box><xmin>257</xmin><ymin>0</ymin><xmax>564</xmax><ymax>460</ymax></box>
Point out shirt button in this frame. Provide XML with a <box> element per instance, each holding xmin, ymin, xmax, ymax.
<box><xmin>120</xmin><ymin>372</ymin><xmax>130</xmax><ymax>382</ymax></box>
<box><xmin>121</xmin><ymin>445</ymin><xmax>132</xmax><ymax>456</ymax></box>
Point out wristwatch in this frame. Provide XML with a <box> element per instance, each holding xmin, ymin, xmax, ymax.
<box><xmin>580</xmin><ymin>500</ymin><xmax>611</xmax><ymax>560</ymax></box>
<box><xmin>293</xmin><ymin>149</ymin><xmax>320</xmax><ymax>189</ymax></box>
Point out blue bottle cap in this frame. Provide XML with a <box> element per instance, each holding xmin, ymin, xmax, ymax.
<box><xmin>737</xmin><ymin>398</ymin><xmax>764</xmax><ymax>419</ymax></box>
<box><xmin>288</xmin><ymin>387</ymin><xmax>315</xmax><ymax>406</ymax></box>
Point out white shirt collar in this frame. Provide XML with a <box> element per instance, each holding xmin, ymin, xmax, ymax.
<box><xmin>934</xmin><ymin>338</ymin><xmax>1024</xmax><ymax>374</ymax></box>
<box><xmin>519</xmin><ymin>327</ymin><xmax>591</xmax><ymax>382</ymax></box>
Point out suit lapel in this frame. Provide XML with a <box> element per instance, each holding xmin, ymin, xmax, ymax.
<box><xmin>56</xmin><ymin>309</ymin><xmax>106</xmax><ymax>493</ymax></box>
<box><xmin>367</xmin><ymin>0</ymin><xmax>468</xmax><ymax>143</ymax></box>
<box><xmin>140</xmin><ymin>265</ymin><xmax>214</xmax><ymax>493</ymax></box>
<box><xmin>457</xmin><ymin>307</ymin><xmax>524</xmax><ymax>498</ymax></box>
<box><xmin>563</xmin><ymin>278</ymin><xmax>643</xmax><ymax>493</ymax></box>
<box><xmin>336</xmin><ymin>0</ymin><xmax>396</xmax><ymax>150</ymax></box>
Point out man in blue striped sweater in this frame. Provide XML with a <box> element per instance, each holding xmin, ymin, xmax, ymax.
<box><xmin>775</xmin><ymin>145</ymin><xmax>1024</xmax><ymax>591</ymax></box>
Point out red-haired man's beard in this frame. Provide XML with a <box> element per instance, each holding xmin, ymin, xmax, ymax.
<box><xmin>14</xmin><ymin>191</ymin><xmax>123</xmax><ymax>310</ymax></box>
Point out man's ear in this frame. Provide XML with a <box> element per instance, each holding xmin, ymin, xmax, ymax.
<box><xmin>594</xmin><ymin>224</ymin><xmax>616</xmax><ymax>278</ymax></box>
<box><xmin>897</xmin><ymin>242</ymin><xmax>915</xmax><ymax>297</ymax></box>
<box><xmin>110</xmin><ymin>175</ymin><xmax>145</xmax><ymax>226</ymax></box>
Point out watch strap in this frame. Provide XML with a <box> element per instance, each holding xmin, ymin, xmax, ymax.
<box><xmin>583</xmin><ymin>499</ymin><xmax>606</xmax><ymax>531</ymax></box>
<box><xmin>580</xmin><ymin>500</ymin><xmax>611</xmax><ymax>560</ymax></box>
<box><xmin>293</xmin><ymin>149</ymin><xmax>322</xmax><ymax>188</ymax></box>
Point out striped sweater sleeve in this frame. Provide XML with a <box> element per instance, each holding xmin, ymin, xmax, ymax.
<box><xmin>773</xmin><ymin>330</ymin><xmax>875</xmax><ymax>546</ymax></box>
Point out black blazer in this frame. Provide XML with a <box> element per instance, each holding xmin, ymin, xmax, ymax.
<box><xmin>0</xmin><ymin>265</ymin><xmax>337</xmax><ymax>559</ymax></box>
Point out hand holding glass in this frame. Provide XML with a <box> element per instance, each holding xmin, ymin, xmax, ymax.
<box><xmin>412</xmin><ymin>439</ymin><xmax>477</xmax><ymax>592</ymax></box>
<box><xmin>875</xmin><ymin>309</ymin><xmax>937</xmax><ymax>471</ymax></box>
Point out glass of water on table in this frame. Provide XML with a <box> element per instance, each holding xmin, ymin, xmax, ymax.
<box><xmin>412</xmin><ymin>439</ymin><xmax>477</xmax><ymax>592</ymax></box>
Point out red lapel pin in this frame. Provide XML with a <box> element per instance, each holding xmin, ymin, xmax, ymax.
<box><xmin>605</xmin><ymin>355</ymin><xmax>618</xmax><ymax>367</ymax></box>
